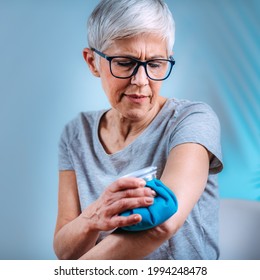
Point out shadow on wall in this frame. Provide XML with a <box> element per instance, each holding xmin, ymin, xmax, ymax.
<box><xmin>219</xmin><ymin>199</ymin><xmax>260</xmax><ymax>260</ymax></box>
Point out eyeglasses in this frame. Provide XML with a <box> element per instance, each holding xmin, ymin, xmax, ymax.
<box><xmin>91</xmin><ymin>48</ymin><xmax>175</xmax><ymax>81</ymax></box>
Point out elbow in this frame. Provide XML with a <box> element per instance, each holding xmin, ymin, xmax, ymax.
<box><xmin>53</xmin><ymin>236</ymin><xmax>73</xmax><ymax>260</ymax></box>
<box><xmin>53</xmin><ymin>246</ymin><xmax>73</xmax><ymax>260</ymax></box>
<box><xmin>54</xmin><ymin>252</ymin><xmax>69</xmax><ymax>260</ymax></box>
<box><xmin>53</xmin><ymin>241</ymin><xmax>65</xmax><ymax>260</ymax></box>
<box><xmin>53</xmin><ymin>249</ymin><xmax>69</xmax><ymax>260</ymax></box>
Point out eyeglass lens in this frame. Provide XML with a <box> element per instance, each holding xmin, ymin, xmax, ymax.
<box><xmin>110</xmin><ymin>57</ymin><xmax>172</xmax><ymax>80</ymax></box>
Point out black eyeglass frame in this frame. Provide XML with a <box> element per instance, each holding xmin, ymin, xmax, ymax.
<box><xmin>91</xmin><ymin>48</ymin><xmax>175</xmax><ymax>81</ymax></box>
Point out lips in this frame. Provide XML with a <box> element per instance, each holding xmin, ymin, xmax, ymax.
<box><xmin>124</xmin><ymin>94</ymin><xmax>149</xmax><ymax>104</ymax></box>
<box><xmin>125</xmin><ymin>94</ymin><xmax>148</xmax><ymax>99</ymax></box>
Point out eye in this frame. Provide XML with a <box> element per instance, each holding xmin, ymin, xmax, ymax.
<box><xmin>118</xmin><ymin>61</ymin><xmax>135</xmax><ymax>67</ymax></box>
<box><xmin>112</xmin><ymin>58</ymin><xmax>136</xmax><ymax>69</ymax></box>
<box><xmin>148</xmin><ymin>61</ymin><xmax>162</xmax><ymax>68</ymax></box>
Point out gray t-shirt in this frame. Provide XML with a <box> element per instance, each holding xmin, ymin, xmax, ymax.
<box><xmin>58</xmin><ymin>98</ymin><xmax>223</xmax><ymax>259</ymax></box>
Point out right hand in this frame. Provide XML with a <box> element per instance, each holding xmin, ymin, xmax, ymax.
<box><xmin>80</xmin><ymin>177</ymin><xmax>156</xmax><ymax>232</ymax></box>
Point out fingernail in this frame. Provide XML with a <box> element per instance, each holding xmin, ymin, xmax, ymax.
<box><xmin>145</xmin><ymin>197</ymin><xmax>154</xmax><ymax>204</ymax></box>
<box><xmin>134</xmin><ymin>214</ymin><xmax>141</xmax><ymax>221</ymax></box>
<box><xmin>138</xmin><ymin>179</ymin><xmax>146</xmax><ymax>186</ymax></box>
<box><xmin>151</xmin><ymin>190</ymin><xmax>156</xmax><ymax>197</ymax></box>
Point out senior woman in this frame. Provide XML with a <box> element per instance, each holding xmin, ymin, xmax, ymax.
<box><xmin>54</xmin><ymin>0</ymin><xmax>223</xmax><ymax>260</ymax></box>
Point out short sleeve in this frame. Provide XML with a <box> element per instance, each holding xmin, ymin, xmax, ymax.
<box><xmin>58</xmin><ymin>124</ymin><xmax>75</xmax><ymax>171</ymax></box>
<box><xmin>170</xmin><ymin>102</ymin><xmax>223</xmax><ymax>174</ymax></box>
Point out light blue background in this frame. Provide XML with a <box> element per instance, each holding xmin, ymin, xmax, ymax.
<box><xmin>0</xmin><ymin>0</ymin><xmax>259</xmax><ymax>259</ymax></box>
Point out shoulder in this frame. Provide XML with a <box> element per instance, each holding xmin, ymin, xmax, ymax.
<box><xmin>165</xmin><ymin>98</ymin><xmax>220</xmax><ymax>128</ymax></box>
<box><xmin>166</xmin><ymin>99</ymin><xmax>223</xmax><ymax>173</ymax></box>
<box><xmin>60</xmin><ymin>110</ymin><xmax>106</xmax><ymax>145</ymax></box>
<box><xmin>168</xmin><ymin>98</ymin><xmax>218</xmax><ymax>118</ymax></box>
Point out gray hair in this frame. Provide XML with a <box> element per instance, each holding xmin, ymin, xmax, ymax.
<box><xmin>87</xmin><ymin>0</ymin><xmax>175</xmax><ymax>55</ymax></box>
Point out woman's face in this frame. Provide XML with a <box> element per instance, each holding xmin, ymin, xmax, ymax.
<box><xmin>97</xmin><ymin>34</ymin><xmax>169</xmax><ymax>121</ymax></box>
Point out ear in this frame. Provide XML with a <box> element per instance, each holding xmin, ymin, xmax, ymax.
<box><xmin>83</xmin><ymin>48</ymin><xmax>100</xmax><ymax>77</ymax></box>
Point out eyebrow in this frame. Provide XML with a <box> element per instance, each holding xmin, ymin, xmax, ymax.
<box><xmin>112</xmin><ymin>53</ymin><xmax>167</xmax><ymax>60</ymax></box>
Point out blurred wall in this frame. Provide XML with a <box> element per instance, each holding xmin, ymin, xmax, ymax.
<box><xmin>0</xmin><ymin>0</ymin><xmax>259</xmax><ymax>259</ymax></box>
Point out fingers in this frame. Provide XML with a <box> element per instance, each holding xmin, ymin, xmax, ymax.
<box><xmin>109</xmin><ymin>177</ymin><xmax>146</xmax><ymax>192</ymax></box>
<box><xmin>106</xmin><ymin>196</ymin><xmax>154</xmax><ymax>217</ymax></box>
<box><xmin>84</xmin><ymin>177</ymin><xmax>156</xmax><ymax>232</ymax></box>
<box><xmin>106</xmin><ymin>177</ymin><xmax>155</xmax><ymax>200</ymax></box>
<box><xmin>96</xmin><ymin>213</ymin><xmax>142</xmax><ymax>230</ymax></box>
<box><xmin>113</xmin><ymin>214</ymin><xmax>142</xmax><ymax>228</ymax></box>
<box><xmin>123</xmin><ymin>186</ymin><xmax>156</xmax><ymax>198</ymax></box>
<box><xmin>108</xmin><ymin>182</ymin><xmax>156</xmax><ymax>228</ymax></box>
<box><xmin>102</xmin><ymin>177</ymin><xmax>156</xmax><ymax>217</ymax></box>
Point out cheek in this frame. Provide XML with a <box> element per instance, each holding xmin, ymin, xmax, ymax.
<box><xmin>150</xmin><ymin>82</ymin><xmax>163</xmax><ymax>97</ymax></box>
<box><xmin>101</xmin><ymin>77</ymin><xmax>128</xmax><ymax>102</ymax></box>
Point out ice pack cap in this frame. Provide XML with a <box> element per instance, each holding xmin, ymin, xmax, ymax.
<box><xmin>121</xmin><ymin>166</ymin><xmax>157</xmax><ymax>182</ymax></box>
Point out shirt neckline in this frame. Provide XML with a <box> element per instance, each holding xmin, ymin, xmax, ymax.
<box><xmin>94</xmin><ymin>98</ymin><xmax>172</xmax><ymax>157</ymax></box>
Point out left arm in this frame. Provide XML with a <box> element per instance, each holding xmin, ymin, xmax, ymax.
<box><xmin>79</xmin><ymin>143</ymin><xmax>211</xmax><ymax>259</ymax></box>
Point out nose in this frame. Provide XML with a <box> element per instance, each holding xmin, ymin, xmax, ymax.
<box><xmin>131</xmin><ymin>65</ymin><xmax>148</xmax><ymax>86</ymax></box>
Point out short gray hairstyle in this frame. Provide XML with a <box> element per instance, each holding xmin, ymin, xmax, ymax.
<box><xmin>87</xmin><ymin>0</ymin><xmax>175</xmax><ymax>55</ymax></box>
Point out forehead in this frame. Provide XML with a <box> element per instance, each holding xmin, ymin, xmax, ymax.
<box><xmin>105</xmin><ymin>34</ymin><xmax>168</xmax><ymax>59</ymax></box>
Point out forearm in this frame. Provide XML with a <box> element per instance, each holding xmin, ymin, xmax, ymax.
<box><xmin>54</xmin><ymin>215</ymin><xmax>99</xmax><ymax>260</ymax></box>
<box><xmin>79</xmin><ymin>217</ymin><xmax>179</xmax><ymax>260</ymax></box>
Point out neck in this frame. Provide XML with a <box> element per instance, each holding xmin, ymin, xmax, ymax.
<box><xmin>99</xmin><ymin>97</ymin><xmax>167</xmax><ymax>154</ymax></box>
<box><xmin>111</xmin><ymin>98</ymin><xmax>166</xmax><ymax>138</ymax></box>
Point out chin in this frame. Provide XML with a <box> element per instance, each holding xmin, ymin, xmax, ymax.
<box><xmin>123</xmin><ymin>108</ymin><xmax>149</xmax><ymax>121</ymax></box>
